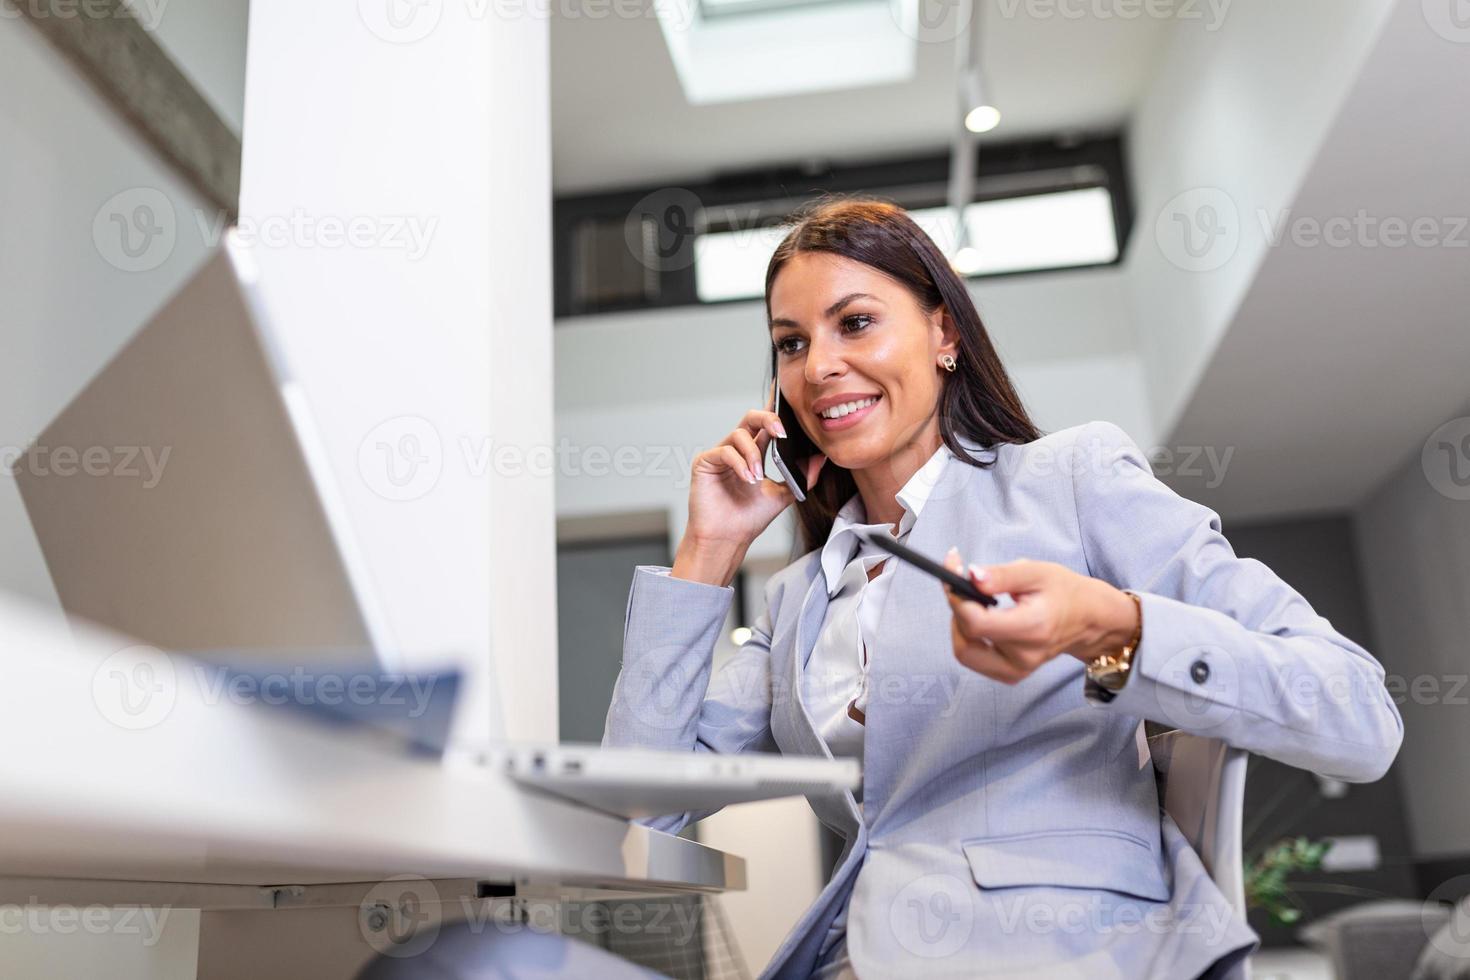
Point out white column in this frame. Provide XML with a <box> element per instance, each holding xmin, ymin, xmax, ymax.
<box><xmin>239</xmin><ymin>0</ymin><xmax>557</xmax><ymax>744</ymax></box>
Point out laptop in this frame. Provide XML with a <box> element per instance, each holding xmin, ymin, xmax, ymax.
<box><xmin>12</xmin><ymin>236</ymin><xmax>858</xmax><ymax>819</ymax></box>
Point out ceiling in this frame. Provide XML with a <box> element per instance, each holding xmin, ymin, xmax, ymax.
<box><xmin>1161</xmin><ymin>0</ymin><xmax>1470</xmax><ymax>523</ymax></box>
<box><xmin>550</xmin><ymin>4</ymin><xmax>1175</xmax><ymax>194</ymax></box>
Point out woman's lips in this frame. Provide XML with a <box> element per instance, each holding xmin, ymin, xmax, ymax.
<box><xmin>818</xmin><ymin>395</ymin><xmax>881</xmax><ymax>432</ymax></box>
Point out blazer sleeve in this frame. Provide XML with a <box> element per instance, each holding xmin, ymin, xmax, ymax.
<box><xmin>1070</xmin><ymin>420</ymin><xmax>1403</xmax><ymax>783</ymax></box>
<box><xmin>601</xmin><ymin>565</ymin><xmax>779</xmax><ymax>834</ymax></box>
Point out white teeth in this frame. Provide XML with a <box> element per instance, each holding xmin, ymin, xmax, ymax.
<box><xmin>820</xmin><ymin>396</ymin><xmax>878</xmax><ymax>420</ymax></box>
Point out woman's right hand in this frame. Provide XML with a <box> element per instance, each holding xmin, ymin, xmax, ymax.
<box><xmin>678</xmin><ymin>397</ymin><xmax>827</xmax><ymax>573</ymax></box>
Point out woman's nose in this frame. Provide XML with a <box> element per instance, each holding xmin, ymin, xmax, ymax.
<box><xmin>803</xmin><ymin>334</ymin><xmax>845</xmax><ymax>386</ymax></box>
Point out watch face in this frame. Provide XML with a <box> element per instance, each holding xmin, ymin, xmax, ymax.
<box><xmin>1090</xmin><ymin>659</ymin><xmax>1130</xmax><ymax>691</ymax></box>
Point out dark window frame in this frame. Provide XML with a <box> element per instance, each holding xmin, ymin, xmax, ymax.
<box><xmin>552</xmin><ymin>133</ymin><xmax>1133</xmax><ymax>319</ymax></box>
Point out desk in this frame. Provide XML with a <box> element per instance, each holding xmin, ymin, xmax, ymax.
<box><xmin>0</xmin><ymin>593</ymin><xmax>743</xmax><ymax>977</ymax></box>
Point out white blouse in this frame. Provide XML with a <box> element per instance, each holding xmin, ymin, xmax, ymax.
<box><xmin>802</xmin><ymin>442</ymin><xmax>956</xmax><ymax>797</ymax></box>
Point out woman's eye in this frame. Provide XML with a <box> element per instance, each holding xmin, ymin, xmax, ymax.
<box><xmin>774</xmin><ymin>337</ymin><xmax>804</xmax><ymax>355</ymax></box>
<box><xmin>843</xmin><ymin>314</ymin><xmax>874</xmax><ymax>332</ymax></box>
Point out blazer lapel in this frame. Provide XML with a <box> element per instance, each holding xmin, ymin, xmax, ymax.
<box><xmin>768</xmin><ymin>559</ymin><xmax>862</xmax><ymax>839</ymax></box>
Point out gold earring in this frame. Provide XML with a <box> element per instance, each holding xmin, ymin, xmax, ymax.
<box><xmin>940</xmin><ymin>354</ymin><xmax>957</xmax><ymax>373</ymax></box>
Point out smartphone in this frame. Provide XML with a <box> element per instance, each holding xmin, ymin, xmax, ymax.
<box><xmin>861</xmin><ymin>531</ymin><xmax>998</xmax><ymax>606</ymax></box>
<box><xmin>767</xmin><ymin>362</ymin><xmax>820</xmax><ymax>502</ymax></box>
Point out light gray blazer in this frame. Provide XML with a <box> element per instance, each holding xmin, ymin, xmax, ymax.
<box><xmin>603</xmin><ymin>420</ymin><xmax>1403</xmax><ymax>980</ymax></box>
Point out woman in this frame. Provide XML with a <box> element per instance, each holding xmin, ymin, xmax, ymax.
<box><xmin>602</xmin><ymin>198</ymin><xmax>1404</xmax><ymax>980</ymax></box>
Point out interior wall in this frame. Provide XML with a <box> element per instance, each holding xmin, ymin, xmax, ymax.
<box><xmin>1223</xmin><ymin>515</ymin><xmax>1419</xmax><ymax>944</ymax></box>
<box><xmin>1124</xmin><ymin>0</ymin><xmax>1398</xmax><ymax>440</ymax></box>
<box><xmin>1354</xmin><ymin>401</ymin><xmax>1470</xmax><ymax>858</ymax></box>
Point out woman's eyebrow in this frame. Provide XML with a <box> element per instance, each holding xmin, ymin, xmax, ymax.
<box><xmin>768</xmin><ymin>292</ymin><xmax>881</xmax><ymax>331</ymax></box>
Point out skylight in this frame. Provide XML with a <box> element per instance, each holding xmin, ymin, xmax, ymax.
<box><xmin>657</xmin><ymin>0</ymin><xmax>918</xmax><ymax>104</ymax></box>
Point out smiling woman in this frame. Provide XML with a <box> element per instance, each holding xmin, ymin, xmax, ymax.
<box><xmin>764</xmin><ymin>197</ymin><xmax>1041</xmax><ymax>552</ymax></box>
<box><xmin>600</xmin><ymin>195</ymin><xmax>1402</xmax><ymax>980</ymax></box>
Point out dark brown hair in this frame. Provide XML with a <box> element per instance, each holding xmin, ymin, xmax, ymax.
<box><xmin>764</xmin><ymin>196</ymin><xmax>1043</xmax><ymax>556</ymax></box>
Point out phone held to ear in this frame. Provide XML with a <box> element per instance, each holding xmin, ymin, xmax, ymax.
<box><xmin>768</xmin><ymin>380</ymin><xmax>809</xmax><ymax>501</ymax></box>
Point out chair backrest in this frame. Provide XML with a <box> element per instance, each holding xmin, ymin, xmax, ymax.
<box><xmin>1147</xmin><ymin>729</ymin><xmax>1249</xmax><ymax>926</ymax></box>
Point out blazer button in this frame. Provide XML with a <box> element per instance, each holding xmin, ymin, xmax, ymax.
<box><xmin>1190</xmin><ymin>659</ymin><xmax>1210</xmax><ymax>685</ymax></box>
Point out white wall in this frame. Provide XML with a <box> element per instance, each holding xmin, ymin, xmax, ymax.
<box><xmin>1354</xmin><ymin>402</ymin><xmax>1470</xmax><ymax>857</ymax></box>
<box><xmin>240</xmin><ymin>0</ymin><xmax>557</xmax><ymax>745</ymax></box>
<box><xmin>1124</xmin><ymin>0</ymin><xmax>1398</xmax><ymax>440</ymax></box>
<box><xmin>0</xmin><ymin>13</ymin><xmax>215</xmax><ymax>978</ymax></box>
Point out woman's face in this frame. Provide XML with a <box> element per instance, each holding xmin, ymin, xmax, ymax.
<box><xmin>769</xmin><ymin>251</ymin><xmax>958</xmax><ymax>472</ymax></box>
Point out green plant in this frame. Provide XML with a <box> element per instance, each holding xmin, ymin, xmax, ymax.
<box><xmin>1244</xmin><ymin>837</ymin><xmax>1334</xmax><ymax>925</ymax></box>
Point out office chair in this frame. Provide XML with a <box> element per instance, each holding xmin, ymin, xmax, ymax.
<box><xmin>1148</xmin><ymin>729</ymin><xmax>1251</xmax><ymax>980</ymax></box>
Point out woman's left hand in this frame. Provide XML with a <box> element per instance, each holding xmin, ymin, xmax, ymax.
<box><xmin>940</xmin><ymin>549</ymin><xmax>1140</xmax><ymax>685</ymax></box>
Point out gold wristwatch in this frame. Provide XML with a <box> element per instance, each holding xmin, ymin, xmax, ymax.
<box><xmin>1084</xmin><ymin>589</ymin><xmax>1142</xmax><ymax>701</ymax></box>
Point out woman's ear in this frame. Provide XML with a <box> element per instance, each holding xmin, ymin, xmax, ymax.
<box><xmin>934</xmin><ymin>305</ymin><xmax>960</xmax><ymax>361</ymax></box>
